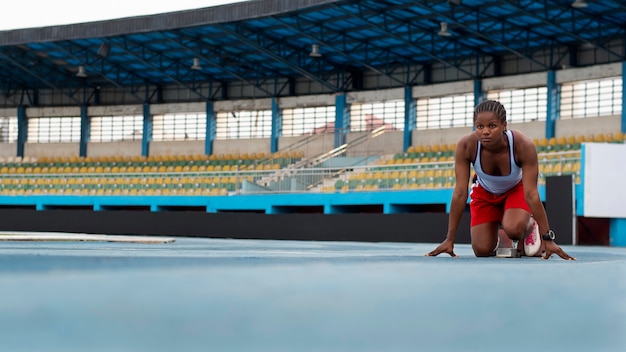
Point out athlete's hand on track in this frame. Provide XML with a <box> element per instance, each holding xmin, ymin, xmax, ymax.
<box><xmin>425</xmin><ymin>238</ymin><xmax>458</xmax><ymax>257</ymax></box>
<box><xmin>542</xmin><ymin>241</ymin><xmax>576</xmax><ymax>260</ymax></box>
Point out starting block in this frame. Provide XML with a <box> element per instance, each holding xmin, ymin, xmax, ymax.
<box><xmin>495</xmin><ymin>240</ymin><xmax>521</xmax><ymax>258</ymax></box>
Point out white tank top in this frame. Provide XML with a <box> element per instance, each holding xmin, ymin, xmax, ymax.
<box><xmin>473</xmin><ymin>130</ymin><xmax>522</xmax><ymax>195</ymax></box>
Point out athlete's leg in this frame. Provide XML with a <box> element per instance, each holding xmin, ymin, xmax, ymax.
<box><xmin>470</xmin><ymin>222</ymin><xmax>499</xmax><ymax>257</ymax></box>
<box><xmin>469</xmin><ymin>182</ymin><xmax>505</xmax><ymax>257</ymax></box>
<box><xmin>497</xmin><ymin>226</ymin><xmax>513</xmax><ymax>248</ymax></box>
<box><xmin>500</xmin><ymin>181</ymin><xmax>534</xmax><ymax>242</ymax></box>
<box><xmin>501</xmin><ymin>208</ymin><xmax>532</xmax><ymax>241</ymax></box>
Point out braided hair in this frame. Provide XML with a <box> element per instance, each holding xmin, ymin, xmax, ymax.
<box><xmin>474</xmin><ymin>100</ymin><xmax>507</xmax><ymax>123</ymax></box>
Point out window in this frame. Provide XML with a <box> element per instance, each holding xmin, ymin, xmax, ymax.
<box><xmin>560</xmin><ymin>77</ymin><xmax>622</xmax><ymax>119</ymax></box>
<box><xmin>216</xmin><ymin>110</ymin><xmax>272</xmax><ymax>139</ymax></box>
<box><xmin>0</xmin><ymin>116</ymin><xmax>18</xmax><ymax>143</ymax></box>
<box><xmin>282</xmin><ymin>106</ymin><xmax>335</xmax><ymax>136</ymax></box>
<box><xmin>351</xmin><ymin>100</ymin><xmax>404</xmax><ymax>132</ymax></box>
<box><xmin>487</xmin><ymin>87</ymin><xmax>547</xmax><ymax>123</ymax></box>
<box><xmin>27</xmin><ymin>116</ymin><xmax>81</xmax><ymax>143</ymax></box>
<box><xmin>153</xmin><ymin>113</ymin><xmax>206</xmax><ymax>141</ymax></box>
<box><xmin>416</xmin><ymin>94</ymin><xmax>474</xmax><ymax>130</ymax></box>
<box><xmin>91</xmin><ymin>115</ymin><xmax>143</xmax><ymax>142</ymax></box>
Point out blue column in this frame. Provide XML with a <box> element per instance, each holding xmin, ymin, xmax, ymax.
<box><xmin>79</xmin><ymin>105</ymin><xmax>89</xmax><ymax>157</ymax></box>
<box><xmin>403</xmin><ymin>86</ymin><xmax>416</xmax><ymax>152</ymax></box>
<box><xmin>609</xmin><ymin>218</ymin><xmax>626</xmax><ymax>247</ymax></box>
<box><xmin>141</xmin><ymin>103</ymin><xmax>152</xmax><ymax>157</ymax></box>
<box><xmin>16</xmin><ymin>106</ymin><xmax>26</xmax><ymax>158</ymax></box>
<box><xmin>474</xmin><ymin>79</ymin><xmax>484</xmax><ymax>107</ymax></box>
<box><xmin>334</xmin><ymin>93</ymin><xmax>349</xmax><ymax>148</ymax></box>
<box><xmin>546</xmin><ymin>70</ymin><xmax>558</xmax><ymax>139</ymax></box>
<box><xmin>473</xmin><ymin>80</ymin><xmax>484</xmax><ymax>131</ymax></box>
<box><xmin>271</xmin><ymin>98</ymin><xmax>282</xmax><ymax>153</ymax></box>
<box><xmin>622</xmin><ymin>61</ymin><xmax>626</xmax><ymax>134</ymax></box>
<box><xmin>205</xmin><ymin>100</ymin><xmax>215</xmax><ymax>156</ymax></box>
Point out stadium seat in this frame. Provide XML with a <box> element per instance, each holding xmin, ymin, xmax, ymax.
<box><xmin>593</xmin><ymin>133</ymin><xmax>606</xmax><ymax>143</ymax></box>
<box><xmin>612</xmin><ymin>131</ymin><xmax>623</xmax><ymax>143</ymax></box>
<box><xmin>536</xmin><ymin>137</ymin><xmax>548</xmax><ymax>153</ymax></box>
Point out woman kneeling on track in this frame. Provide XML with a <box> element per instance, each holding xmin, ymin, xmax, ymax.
<box><xmin>426</xmin><ymin>100</ymin><xmax>575</xmax><ymax>260</ymax></box>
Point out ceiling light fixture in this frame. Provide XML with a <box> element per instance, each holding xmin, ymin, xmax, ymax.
<box><xmin>97</xmin><ymin>42</ymin><xmax>110</xmax><ymax>58</ymax></box>
<box><xmin>571</xmin><ymin>0</ymin><xmax>588</xmax><ymax>8</ymax></box>
<box><xmin>76</xmin><ymin>66</ymin><xmax>88</xmax><ymax>78</ymax></box>
<box><xmin>190</xmin><ymin>57</ymin><xmax>202</xmax><ymax>70</ymax></box>
<box><xmin>438</xmin><ymin>22</ymin><xmax>452</xmax><ymax>37</ymax></box>
<box><xmin>309</xmin><ymin>44</ymin><xmax>322</xmax><ymax>58</ymax></box>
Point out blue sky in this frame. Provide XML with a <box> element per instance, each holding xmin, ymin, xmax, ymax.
<box><xmin>0</xmin><ymin>0</ymin><xmax>246</xmax><ymax>30</ymax></box>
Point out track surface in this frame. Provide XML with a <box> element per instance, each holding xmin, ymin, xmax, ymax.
<box><xmin>1</xmin><ymin>237</ymin><xmax>624</xmax><ymax>352</ymax></box>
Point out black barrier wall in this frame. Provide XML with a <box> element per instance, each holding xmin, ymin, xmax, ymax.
<box><xmin>0</xmin><ymin>208</ymin><xmax>472</xmax><ymax>244</ymax></box>
<box><xmin>545</xmin><ymin>175</ymin><xmax>576</xmax><ymax>245</ymax></box>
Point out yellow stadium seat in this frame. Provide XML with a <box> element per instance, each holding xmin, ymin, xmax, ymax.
<box><xmin>612</xmin><ymin>131</ymin><xmax>623</xmax><ymax>143</ymax></box>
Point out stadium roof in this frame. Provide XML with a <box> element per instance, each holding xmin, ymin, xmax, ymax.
<box><xmin>0</xmin><ymin>0</ymin><xmax>625</xmax><ymax>104</ymax></box>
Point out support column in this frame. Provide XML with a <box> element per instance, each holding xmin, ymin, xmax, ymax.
<box><xmin>141</xmin><ymin>103</ymin><xmax>152</xmax><ymax>157</ymax></box>
<box><xmin>610</xmin><ymin>218</ymin><xmax>626</xmax><ymax>247</ymax></box>
<box><xmin>403</xmin><ymin>86</ymin><xmax>416</xmax><ymax>152</ymax></box>
<box><xmin>621</xmin><ymin>61</ymin><xmax>626</xmax><ymax>134</ymax></box>
<box><xmin>271</xmin><ymin>98</ymin><xmax>282</xmax><ymax>153</ymax></box>
<box><xmin>79</xmin><ymin>105</ymin><xmax>89</xmax><ymax>157</ymax></box>
<box><xmin>546</xmin><ymin>70</ymin><xmax>558</xmax><ymax>139</ymax></box>
<box><xmin>16</xmin><ymin>106</ymin><xmax>27</xmax><ymax>158</ymax></box>
<box><xmin>334</xmin><ymin>93</ymin><xmax>349</xmax><ymax>148</ymax></box>
<box><xmin>205</xmin><ymin>101</ymin><xmax>215</xmax><ymax>156</ymax></box>
<box><xmin>474</xmin><ymin>79</ymin><xmax>484</xmax><ymax>107</ymax></box>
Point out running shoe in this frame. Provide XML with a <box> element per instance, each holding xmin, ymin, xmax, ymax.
<box><xmin>523</xmin><ymin>219</ymin><xmax>542</xmax><ymax>257</ymax></box>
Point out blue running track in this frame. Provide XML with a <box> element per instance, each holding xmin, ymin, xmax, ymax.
<box><xmin>1</xmin><ymin>238</ymin><xmax>624</xmax><ymax>352</ymax></box>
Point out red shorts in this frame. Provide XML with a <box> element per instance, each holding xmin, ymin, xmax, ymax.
<box><xmin>469</xmin><ymin>180</ymin><xmax>530</xmax><ymax>227</ymax></box>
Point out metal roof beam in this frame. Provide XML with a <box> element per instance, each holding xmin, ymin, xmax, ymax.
<box><xmin>0</xmin><ymin>46</ymin><xmax>79</xmax><ymax>89</ymax></box>
<box><xmin>114</xmin><ymin>39</ymin><xmax>209</xmax><ymax>100</ymax></box>
<box><xmin>45</xmin><ymin>41</ymin><xmax>147</xmax><ymax>103</ymax></box>
<box><xmin>271</xmin><ymin>14</ymin><xmax>406</xmax><ymax>86</ymax></box>
<box><xmin>216</xmin><ymin>24</ymin><xmax>338</xmax><ymax>92</ymax></box>
<box><xmin>0</xmin><ymin>51</ymin><xmax>81</xmax><ymax>105</ymax></box>
<box><xmin>331</xmin><ymin>3</ymin><xmax>477</xmax><ymax>78</ymax></box>
<box><xmin>163</xmin><ymin>32</ymin><xmax>275</xmax><ymax>97</ymax></box>
<box><xmin>501</xmin><ymin>0</ymin><xmax>624</xmax><ymax>62</ymax></box>
<box><xmin>407</xmin><ymin>3</ymin><xmax>549</xmax><ymax>70</ymax></box>
<box><xmin>365</xmin><ymin>1</ymin><xmax>487</xmax><ymax>74</ymax></box>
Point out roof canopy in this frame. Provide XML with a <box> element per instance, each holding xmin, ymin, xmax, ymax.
<box><xmin>0</xmin><ymin>0</ymin><xmax>624</xmax><ymax>104</ymax></box>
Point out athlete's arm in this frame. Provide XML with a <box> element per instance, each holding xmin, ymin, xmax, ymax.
<box><xmin>515</xmin><ymin>132</ymin><xmax>549</xmax><ymax>235</ymax></box>
<box><xmin>426</xmin><ymin>136</ymin><xmax>472</xmax><ymax>257</ymax></box>
<box><xmin>515</xmin><ymin>131</ymin><xmax>575</xmax><ymax>260</ymax></box>
<box><xmin>446</xmin><ymin>138</ymin><xmax>472</xmax><ymax>242</ymax></box>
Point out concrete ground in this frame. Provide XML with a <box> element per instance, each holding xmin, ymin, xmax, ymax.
<box><xmin>0</xmin><ymin>235</ymin><xmax>624</xmax><ymax>352</ymax></box>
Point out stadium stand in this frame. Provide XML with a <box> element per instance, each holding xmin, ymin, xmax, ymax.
<box><xmin>2</xmin><ymin>131</ymin><xmax>617</xmax><ymax>196</ymax></box>
<box><xmin>0</xmin><ymin>151</ymin><xmax>306</xmax><ymax>196</ymax></box>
